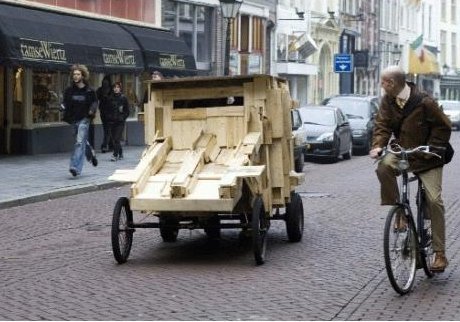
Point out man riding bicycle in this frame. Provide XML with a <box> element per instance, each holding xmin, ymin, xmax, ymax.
<box><xmin>370</xmin><ymin>66</ymin><xmax>452</xmax><ymax>272</ymax></box>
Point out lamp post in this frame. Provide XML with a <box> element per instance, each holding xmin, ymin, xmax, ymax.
<box><xmin>442</xmin><ymin>63</ymin><xmax>449</xmax><ymax>75</ymax></box>
<box><xmin>219</xmin><ymin>0</ymin><xmax>243</xmax><ymax>76</ymax></box>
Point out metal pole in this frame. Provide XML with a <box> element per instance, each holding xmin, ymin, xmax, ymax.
<box><xmin>224</xmin><ymin>18</ymin><xmax>231</xmax><ymax>76</ymax></box>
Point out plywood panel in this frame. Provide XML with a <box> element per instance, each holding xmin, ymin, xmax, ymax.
<box><xmin>171</xmin><ymin>120</ymin><xmax>205</xmax><ymax>149</ymax></box>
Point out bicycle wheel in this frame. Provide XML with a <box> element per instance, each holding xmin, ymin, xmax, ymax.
<box><xmin>111</xmin><ymin>197</ymin><xmax>134</xmax><ymax>264</ymax></box>
<box><xmin>417</xmin><ymin>187</ymin><xmax>435</xmax><ymax>278</ymax></box>
<box><xmin>383</xmin><ymin>205</ymin><xmax>417</xmax><ymax>295</ymax></box>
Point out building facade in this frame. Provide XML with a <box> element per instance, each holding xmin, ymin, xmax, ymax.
<box><xmin>0</xmin><ymin>0</ymin><xmax>195</xmax><ymax>155</ymax></box>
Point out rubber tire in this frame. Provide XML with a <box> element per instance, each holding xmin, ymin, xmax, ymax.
<box><xmin>294</xmin><ymin>154</ymin><xmax>304</xmax><ymax>173</ymax></box>
<box><xmin>417</xmin><ymin>188</ymin><xmax>435</xmax><ymax>278</ymax></box>
<box><xmin>111</xmin><ymin>197</ymin><xmax>134</xmax><ymax>264</ymax></box>
<box><xmin>342</xmin><ymin>137</ymin><xmax>353</xmax><ymax>160</ymax></box>
<box><xmin>285</xmin><ymin>192</ymin><xmax>304</xmax><ymax>242</ymax></box>
<box><xmin>159</xmin><ymin>216</ymin><xmax>179</xmax><ymax>242</ymax></box>
<box><xmin>252</xmin><ymin>197</ymin><xmax>268</xmax><ymax>265</ymax></box>
<box><xmin>204</xmin><ymin>215</ymin><xmax>221</xmax><ymax>239</ymax></box>
<box><xmin>383</xmin><ymin>205</ymin><xmax>417</xmax><ymax>295</ymax></box>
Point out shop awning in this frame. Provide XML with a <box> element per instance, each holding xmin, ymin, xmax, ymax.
<box><xmin>0</xmin><ymin>3</ymin><xmax>144</xmax><ymax>73</ymax></box>
<box><xmin>122</xmin><ymin>25</ymin><xmax>197</xmax><ymax>77</ymax></box>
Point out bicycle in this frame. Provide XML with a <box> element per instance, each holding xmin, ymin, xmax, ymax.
<box><xmin>379</xmin><ymin>144</ymin><xmax>441</xmax><ymax>295</ymax></box>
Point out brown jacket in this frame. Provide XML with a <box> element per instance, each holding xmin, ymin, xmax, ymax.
<box><xmin>373</xmin><ymin>82</ymin><xmax>451</xmax><ymax>172</ymax></box>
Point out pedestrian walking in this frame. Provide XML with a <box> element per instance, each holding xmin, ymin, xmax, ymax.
<box><xmin>370</xmin><ymin>65</ymin><xmax>452</xmax><ymax>272</ymax></box>
<box><xmin>96</xmin><ymin>75</ymin><xmax>114</xmax><ymax>153</ymax></box>
<box><xmin>62</xmin><ymin>64</ymin><xmax>98</xmax><ymax>177</ymax></box>
<box><xmin>107</xmin><ymin>82</ymin><xmax>130</xmax><ymax>161</ymax></box>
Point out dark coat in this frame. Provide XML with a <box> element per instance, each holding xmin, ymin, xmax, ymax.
<box><xmin>105</xmin><ymin>93</ymin><xmax>130</xmax><ymax>123</ymax></box>
<box><xmin>373</xmin><ymin>82</ymin><xmax>452</xmax><ymax>172</ymax></box>
<box><xmin>62</xmin><ymin>84</ymin><xmax>97</xmax><ymax>123</ymax></box>
<box><xmin>96</xmin><ymin>87</ymin><xmax>113</xmax><ymax>121</ymax></box>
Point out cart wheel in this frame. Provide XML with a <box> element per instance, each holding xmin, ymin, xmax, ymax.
<box><xmin>204</xmin><ymin>215</ymin><xmax>221</xmax><ymax>239</ymax></box>
<box><xmin>111</xmin><ymin>197</ymin><xmax>134</xmax><ymax>264</ymax></box>
<box><xmin>252</xmin><ymin>196</ymin><xmax>268</xmax><ymax>265</ymax></box>
<box><xmin>285</xmin><ymin>192</ymin><xmax>304</xmax><ymax>242</ymax></box>
<box><xmin>159</xmin><ymin>216</ymin><xmax>179</xmax><ymax>242</ymax></box>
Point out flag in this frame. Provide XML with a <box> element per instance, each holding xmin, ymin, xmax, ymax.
<box><xmin>408</xmin><ymin>34</ymin><xmax>439</xmax><ymax>74</ymax></box>
<box><xmin>410</xmin><ymin>34</ymin><xmax>424</xmax><ymax>62</ymax></box>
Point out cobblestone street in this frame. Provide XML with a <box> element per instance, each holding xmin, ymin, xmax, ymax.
<box><xmin>0</xmin><ymin>133</ymin><xmax>459</xmax><ymax>320</ymax></box>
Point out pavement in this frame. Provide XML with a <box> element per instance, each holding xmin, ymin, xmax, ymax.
<box><xmin>0</xmin><ymin>145</ymin><xmax>146</xmax><ymax>210</ymax></box>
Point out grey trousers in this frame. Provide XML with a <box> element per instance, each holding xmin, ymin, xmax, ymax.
<box><xmin>376</xmin><ymin>154</ymin><xmax>445</xmax><ymax>252</ymax></box>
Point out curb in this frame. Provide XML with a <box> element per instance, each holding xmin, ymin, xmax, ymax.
<box><xmin>0</xmin><ymin>181</ymin><xmax>127</xmax><ymax>210</ymax></box>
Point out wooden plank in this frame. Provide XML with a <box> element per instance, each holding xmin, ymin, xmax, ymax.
<box><xmin>206</xmin><ymin>105</ymin><xmax>245</xmax><ymax>118</ymax></box>
<box><xmin>266</xmin><ymin>89</ymin><xmax>284</xmax><ymax>138</ymax></box>
<box><xmin>243</xmin><ymin>81</ymin><xmax>254</xmax><ymax>135</ymax></box>
<box><xmin>194</xmin><ymin>133</ymin><xmax>217</xmax><ymax>162</ymax></box>
<box><xmin>268</xmin><ymin>140</ymin><xmax>284</xmax><ymax>188</ymax></box>
<box><xmin>171</xmin><ymin>108</ymin><xmax>207</xmax><ymax>121</ymax></box>
<box><xmin>130</xmin><ymin>194</ymin><xmax>237</xmax><ymax>212</ymax></box>
<box><xmin>289</xmin><ymin>170</ymin><xmax>305</xmax><ymax>188</ymax></box>
<box><xmin>253</xmin><ymin>76</ymin><xmax>268</xmax><ymax>100</ymax></box>
<box><xmin>170</xmin><ymin>150</ymin><xmax>205</xmax><ymax>198</ymax></box>
<box><xmin>129</xmin><ymin>137</ymin><xmax>172</xmax><ymax>196</ymax></box>
<box><xmin>161</xmin><ymin>86</ymin><xmax>244</xmax><ymax>101</ymax></box>
<box><xmin>171</xmin><ymin>120</ymin><xmax>205</xmax><ymax>149</ymax></box>
<box><xmin>282</xmin><ymin>90</ymin><xmax>293</xmax><ymax>137</ymax></box>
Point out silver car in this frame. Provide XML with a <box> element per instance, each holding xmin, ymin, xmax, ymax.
<box><xmin>438</xmin><ymin>100</ymin><xmax>460</xmax><ymax>130</ymax></box>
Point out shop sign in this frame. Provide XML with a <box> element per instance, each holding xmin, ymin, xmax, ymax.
<box><xmin>20</xmin><ymin>38</ymin><xmax>67</xmax><ymax>63</ymax></box>
<box><xmin>102</xmin><ymin>48</ymin><xmax>136</xmax><ymax>66</ymax></box>
<box><xmin>159</xmin><ymin>54</ymin><xmax>186</xmax><ymax>69</ymax></box>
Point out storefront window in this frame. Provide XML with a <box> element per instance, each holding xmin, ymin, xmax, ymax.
<box><xmin>32</xmin><ymin>71</ymin><xmax>63</xmax><ymax>124</ymax></box>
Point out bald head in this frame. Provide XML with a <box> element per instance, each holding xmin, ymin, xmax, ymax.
<box><xmin>381</xmin><ymin>65</ymin><xmax>406</xmax><ymax>97</ymax></box>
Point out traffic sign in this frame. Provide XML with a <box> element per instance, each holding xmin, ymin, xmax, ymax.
<box><xmin>334</xmin><ymin>54</ymin><xmax>353</xmax><ymax>73</ymax></box>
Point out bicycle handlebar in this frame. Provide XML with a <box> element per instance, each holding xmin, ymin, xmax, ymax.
<box><xmin>377</xmin><ymin>143</ymin><xmax>442</xmax><ymax>161</ymax></box>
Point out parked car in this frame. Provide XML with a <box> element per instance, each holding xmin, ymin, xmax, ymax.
<box><xmin>438</xmin><ymin>100</ymin><xmax>460</xmax><ymax>130</ymax></box>
<box><xmin>298</xmin><ymin>105</ymin><xmax>353</xmax><ymax>162</ymax></box>
<box><xmin>321</xmin><ymin>95</ymin><xmax>379</xmax><ymax>154</ymax></box>
<box><xmin>291</xmin><ymin>108</ymin><xmax>307</xmax><ymax>172</ymax></box>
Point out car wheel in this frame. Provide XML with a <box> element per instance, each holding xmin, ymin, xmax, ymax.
<box><xmin>343</xmin><ymin>141</ymin><xmax>352</xmax><ymax>160</ymax></box>
<box><xmin>294</xmin><ymin>154</ymin><xmax>304</xmax><ymax>172</ymax></box>
<box><xmin>343</xmin><ymin>136</ymin><xmax>353</xmax><ymax>160</ymax></box>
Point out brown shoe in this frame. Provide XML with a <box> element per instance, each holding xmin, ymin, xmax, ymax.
<box><xmin>394</xmin><ymin>212</ymin><xmax>408</xmax><ymax>232</ymax></box>
<box><xmin>432</xmin><ymin>251</ymin><xmax>449</xmax><ymax>272</ymax></box>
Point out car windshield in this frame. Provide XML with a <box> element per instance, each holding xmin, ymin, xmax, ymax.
<box><xmin>326</xmin><ymin>98</ymin><xmax>369</xmax><ymax>119</ymax></box>
<box><xmin>301</xmin><ymin>109</ymin><xmax>336</xmax><ymax>126</ymax></box>
<box><xmin>440</xmin><ymin>102</ymin><xmax>460</xmax><ymax>111</ymax></box>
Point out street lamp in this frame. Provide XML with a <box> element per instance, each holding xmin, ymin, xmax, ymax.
<box><xmin>442</xmin><ymin>63</ymin><xmax>449</xmax><ymax>75</ymax></box>
<box><xmin>220</xmin><ymin>0</ymin><xmax>243</xmax><ymax>75</ymax></box>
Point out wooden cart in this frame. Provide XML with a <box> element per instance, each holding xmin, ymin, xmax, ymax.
<box><xmin>109</xmin><ymin>75</ymin><xmax>305</xmax><ymax>265</ymax></box>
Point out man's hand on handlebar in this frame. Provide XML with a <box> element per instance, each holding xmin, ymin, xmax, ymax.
<box><xmin>369</xmin><ymin>147</ymin><xmax>383</xmax><ymax>159</ymax></box>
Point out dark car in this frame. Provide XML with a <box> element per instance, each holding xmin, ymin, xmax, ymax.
<box><xmin>298</xmin><ymin>105</ymin><xmax>353</xmax><ymax>162</ymax></box>
<box><xmin>321</xmin><ymin>95</ymin><xmax>379</xmax><ymax>154</ymax></box>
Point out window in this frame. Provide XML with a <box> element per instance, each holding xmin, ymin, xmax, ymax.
<box><xmin>441</xmin><ymin>31</ymin><xmax>447</xmax><ymax>65</ymax></box>
<box><xmin>452</xmin><ymin>33</ymin><xmax>457</xmax><ymax>68</ymax></box>
<box><xmin>32</xmin><ymin>71</ymin><xmax>63</xmax><ymax>124</ymax></box>
<box><xmin>163</xmin><ymin>3</ymin><xmax>214</xmax><ymax>66</ymax></box>
<box><xmin>240</xmin><ymin>15</ymin><xmax>250</xmax><ymax>52</ymax></box>
<box><xmin>252</xmin><ymin>17</ymin><xmax>264</xmax><ymax>53</ymax></box>
<box><xmin>452</xmin><ymin>0</ymin><xmax>457</xmax><ymax>23</ymax></box>
<box><xmin>441</xmin><ymin>0</ymin><xmax>446</xmax><ymax>22</ymax></box>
